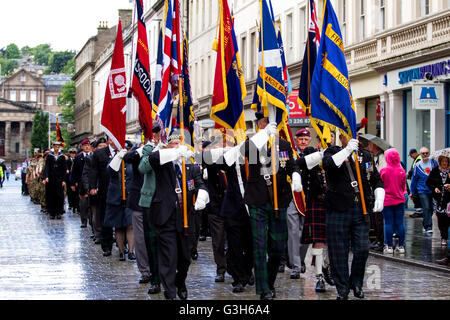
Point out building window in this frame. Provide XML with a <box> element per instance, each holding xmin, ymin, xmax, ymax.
<box><xmin>20</xmin><ymin>90</ymin><xmax>27</xmax><ymax>101</ymax></box>
<box><xmin>48</xmin><ymin>96</ymin><xmax>54</xmax><ymax>105</ymax></box>
<box><xmin>421</xmin><ymin>0</ymin><xmax>430</xmax><ymax>16</ymax></box>
<box><xmin>379</xmin><ymin>0</ymin><xmax>386</xmax><ymax>31</ymax></box>
<box><xmin>250</xmin><ymin>31</ymin><xmax>257</xmax><ymax>80</ymax></box>
<box><xmin>30</xmin><ymin>90</ymin><xmax>36</xmax><ymax>102</ymax></box>
<box><xmin>241</xmin><ymin>35</ymin><xmax>247</xmax><ymax>78</ymax></box>
<box><xmin>20</xmin><ymin>75</ymin><xmax>26</xmax><ymax>82</ymax></box>
<box><xmin>359</xmin><ymin>0</ymin><xmax>365</xmax><ymax>41</ymax></box>
<box><xmin>342</xmin><ymin>0</ymin><xmax>347</xmax><ymax>43</ymax></box>
<box><xmin>10</xmin><ymin>90</ymin><xmax>16</xmax><ymax>101</ymax></box>
<box><xmin>15</xmin><ymin>142</ymin><xmax>19</xmax><ymax>153</ymax></box>
<box><xmin>286</xmin><ymin>13</ymin><xmax>293</xmax><ymax>64</ymax></box>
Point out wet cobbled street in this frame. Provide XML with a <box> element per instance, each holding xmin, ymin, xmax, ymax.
<box><xmin>1</xmin><ymin>180</ymin><xmax>449</xmax><ymax>300</ymax></box>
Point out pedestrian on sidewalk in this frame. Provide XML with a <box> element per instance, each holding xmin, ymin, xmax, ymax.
<box><xmin>426</xmin><ymin>155</ymin><xmax>450</xmax><ymax>246</ymax></box>
<box><xmin>410</xmin><ymin>147</ymin><xmax>438</xmax><ymax>234</ymax></box>
<box><xmin>408</xmin><ymin>149</ymin><xmax>423</xmax><ymax>217</ymax></box>
<box><xmin>380</xmin><ymin>148</ymin><xmax>407</xmax><ymax>254</ymax></box>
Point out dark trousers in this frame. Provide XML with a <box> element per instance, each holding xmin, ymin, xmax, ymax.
<box><xmin>67</xmin><ymin>188</ymin><xmax>79</xmax><ymax>211</ymax></box>
<box><xmin>225</xmin><ymin>215</ymin><xmax>253</xmax><ymax>286</ymax></box>
<box><xmin>369</xmin><ymin>210</ymin><xmax>384</xmax><ymax>244</ymax></box>
<box><xmin>154</xmin><ymin>209</ymin><xmax>193</xmax><ymax>299</ymax></box>
<box><xmin>191</xmin><ymin>210</ymin><xmax>201</xmax><ymax>256</ymax></box>
<box><xmin>45</xmin><ymin>181</ymin><xmax>65</xmax><ymax>217</ymax></box>
<box><xmin>326</xmin><ymin>202</ymin><xmax>370</xmax><ymax>296</ymax></box>
<box><xmin>208</xmin><ymin>214</ymin><xmax>227</xmax><ymax>276</ymax></box>
<box><xmin>21</xmin><ymin>172</ymin><xmax>28</xmax><ymax>195</ymax></box>
<box><xmin>437</xmin><ymin>213</ymin><xmax>450</xmax><ymax>240</ymax></box>
<box><xmin>143</xmin><ymin>208</ymin><xmax>160</xmax><ymax>285</ymax></box>
<box><xmin>418</xmin><ymin>193</ymin><xmax>433</xmax><ymax>231</ymax></box>
<box><xmin>79</xmin><ymin>195</ymin><xmax>89</xmax><ymax>225</ymax></box>
<box><xmin>98</xmin><ymin>194</ymin><xmax>113</xmax><ymax>252</ymax></box>
<box><xmin>249</xmin><ymin>204</ymin><xmax>288</xmax><ymax>295</ymax></box>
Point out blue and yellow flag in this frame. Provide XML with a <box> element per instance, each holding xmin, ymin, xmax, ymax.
<box><xmin>310</xmin><ymin>0</ymin><xmax>356</xmax><ymax>140</ymax></box>
<box><xmin>210</xmin><ymin>0</ymin><xmax>247</xmax><ymax>144</ymax></box>
<box><xmin>252</xmin><ymin>0</ymin><xmax>287</xmax><ymax>129</ymax></box>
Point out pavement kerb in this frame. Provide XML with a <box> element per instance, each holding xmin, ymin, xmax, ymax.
<box><xmin>369</xmin><ymin>251</ymin><xmax>450</xmax><ymax>274</ymax></box>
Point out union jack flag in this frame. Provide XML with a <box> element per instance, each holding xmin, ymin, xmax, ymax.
<box><xmin>156</xmin><ymin>0</ymin><xmax>182</xmax><ymax>135</ymax></box>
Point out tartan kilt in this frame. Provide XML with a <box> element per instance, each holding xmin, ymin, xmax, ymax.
<box><xmin>301</xmin><ymin>198</ymin><xmax>327</xmax><ymax>244</ymax></box>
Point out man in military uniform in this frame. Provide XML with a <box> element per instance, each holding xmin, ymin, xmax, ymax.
<box><xmin>26</xmin><ymin>154</ymin><xmax>38</xmax><ymax>203</ymax></box>
<box><xmin>37</xmin><ymin>154</ymin><xmax>47</xmax><ymax>213</ymax></box>
<box><xmin>225</xmin><ymin>112</ymin><xmax>302</xmax><ymax>300</ymax></box>
<box><xmin>43</xmin><ymin>142</ymin><xmax>68</xmax><ymax>219</ymax></box>
<box><xmin>322</xmin><ymin>134</ymin><xmax>384</xmax><ymax>300</ymax></box>
<box><xmin>66</xmin><ymin>148</ymin><xmax>79</xmax><ymax>214</ymax></box>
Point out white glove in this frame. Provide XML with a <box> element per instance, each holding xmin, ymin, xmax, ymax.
<box><xmin>331</xmin><ymin>138</ymin><xmax>359</xmax><ymax>167</ymax></box>
<box><xmin>373</xmin><ymin>188</ymin><xmax>385</xmax><ymax>212</ymax></box>
<box><xmin>136</xmin><ymin>147</ymin><xmax>144</xmax><ymax>158</ymax></box>
<box><xmin>210</xmin><ymin>148</ymin><xmax>226</xmax><ymax>163</ymax></box>
<box><xmin>265</xmin><ymin>122</ymin><xmax>277</xmax><ymax>137</ymax></box>
<box><xmin>158</xmin><ymin>148</ymin><xmax>179</xmax><ymax>165</ymax></box>
<box><xmin>305</xmin><ymin>151</ymin><xmax>324</xmax><ymax>170</ymax></box>
<box><xmin>194</xmin><ymin>189</ymin><xmax>210</xmax><ymax>211</ymax></box>
<box><xmin>203</xmin><ymin>168</ymin><xmax>208</xmax><ymax>180</ymax></box>
<box><xmin>109</xmin><ymin>149</ymin><xmax>127</xmax><ymax>172</ymax></box>
<box><xmin>291</xmin><ymin>172</ymin><xmax>302</xmax><ymax>192</ymax></box>
<box><xmin>176</xmin><ymin>145</ymin><xmax>189</xmax><ymax>159</ymax></box>
<box><xmin>224</xmin><ymin>144</ymin><xmax>242</xmax><ymax>166</ymax></box>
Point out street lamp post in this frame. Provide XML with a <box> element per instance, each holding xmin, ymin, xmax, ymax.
<box><xmin>37</xmin><ymin>102</ymin><xmax>50</xmax><ymax>149</ymax></box>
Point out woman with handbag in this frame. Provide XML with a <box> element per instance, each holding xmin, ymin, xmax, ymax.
<box><xmin>426</xmin><ymin>155</ymin><xmax>450</xmax><ymax>247</ymax></box>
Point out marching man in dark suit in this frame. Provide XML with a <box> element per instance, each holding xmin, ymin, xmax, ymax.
<box><xmin>322</xmin><ymin>134</ymin><xmax>384</xmax><ymax>300</ymax></box>
<box><xmin>225</xmin><ymin>112</ymin><xmax>302</xmax><ymax>300</ymax></box>
<box><xmin>71</xmin><ymin>139</ymin><xmax>92</xmax><ymax>228</ymax></box>
<box><xmin>43</xmin><ymin>141</ymin><xmax>67</xmax><ymax>220</ymax></box>
<box><xmin>145</xmin><ymin>129</ymin><xmax>209</xmax><ymax>300</ymax></box>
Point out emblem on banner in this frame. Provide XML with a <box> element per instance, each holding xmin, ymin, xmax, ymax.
<box><xmin>109</xmin><ymin>68</ymin><xmax>127</xmax><ymax>99</ymax></box>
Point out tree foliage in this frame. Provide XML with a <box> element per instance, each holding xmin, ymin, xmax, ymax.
<box><xmin>45</xmin><ymin>51</ymin><xmax>75</xmax><ymax>74</ymax></box>
<box><xmin>5</xmin><ymin>43</ymin><xmax>21</xmax><ymax>59</ymax></box>
<box><xmin>32</xmin><ymin>44</ymin><xmax>52</xmax><ymax>66</ymax></box>
<box><xmin>0</xmin><ymin>58</ymin><xmax>18</xmax><ymax>75</ymax></box>
<box><xmin>62</xmin><ymin>57</ymin><xmax>75</xmax><ymax>75</ymax></box>
<box><xmin>31</xmin><ymin>110</ymin><xmax>49</xmax><ymax>151</ymax></box>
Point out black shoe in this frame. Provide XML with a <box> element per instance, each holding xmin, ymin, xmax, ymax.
<box><xmin>315</xmin><ymin>274</ymin><xmax>326</xmax><ymax>292</ymax></box>
<box><xmin>410</xmin><ymin>212</ymin><xmax>423</xmax><ymax>218</ymax></box>
<box><xmin>300</xmin><ymin>262</ymin><xmax>306</xmax><ymax>274</ymax></box>
<box><xmin>322</xmin><ymin>266</ymin><xmax>335</xmax><ymax>286</ymax></box>
<box><xmin>139</xmin><ymin>276</ymin><xmax>151</xmax><ymax>284</ymax></box>
<box><xmin>290</xmin><ymin>270</ymin><xmax>300</xmax><ymax>279</ymax></box>
<box><xmin>90</xmin><ymin>234</ymin><xmax>95</xmax><ymax>239</ymax></box>
<box><xmin>215</xmin><ymin>274</ymin><xmax>225</xmax><ymax>282</ymax></box>
<box><xmin>177</xmin><ymin>285</ymin><xmax>188</xmax><ymax>300</ymax></box>
<box><xmin>80</xmin><ymin>223</ymin><xmax>87</xmax><ymax>228</ymax></box>
<box><xmin>128</xmin><ymin>252</ymin><xmax>136</xmax><ymax>261</ymax></box>
<box><xmin>119</xmin><ymin>253</ymin><xmax>126</xmax><ymax>261</ymax></box>
<box><xmin>247</xmin><ymin>274</ymin><xmax>255</xmax><ymax>286</ymax></box>
<box><xmin>199</xmin><ymin>235</ymin><xmax>207</xmax><ymax>241</ymax></box>
<box><xmin>94</xmin><ymin>239</ymin><xmax>101</xmax><ymax>245</ymax></box>
<box><xmin>351</xmin><ymin>286</ymin><xmax>365</xmax><ymax>299</ymax></box>
<box><xmin>232</xmin><ymin>283</ymin><xmax>245</xmax><ymax>293</ymax></box>
<box><xmin>336</xmin><ymin>293</ymin><xmax>348</xmax><ymax>300</ymax></box>
<box><xmin>270</xmin><ymin>288</ymin><xmax>276</xmax><ymax>298</ymax></box>
<box><xmin>103</xmin><ymin>250</ymin><xmax>112</xmax><ymax>257</ymax></box>
<box><xmin>191</xmin><ymin>251</ymin><xmax>198</xmax><ymax>260</ymax></box>
<box><xmin>260</xmin><ymin>292</ymin><xmax>273</xmax><ymax>300</ymax></box>
<box><xmin>148</xmin><ymin>283</ymin><xmax>161</xmax><ymax>294</ymax></box>
<box><xmin>164</xmin><ymin>291</ymin><xmax>175</xmax><ymax>300</ymax></box>
<box><xmin>49</xmin><ymin>216</ymin><xmax>55</xmax><ymax>220</ymax></box>
<box><xmin>278</xmin><ymin>264</ymin><xmax>285</xmax><ymax>273</ymax></box>
<box><xmin>56</xmin><ymin>214</ymin><xmax>61</xmax><ymax>219</ymax></box>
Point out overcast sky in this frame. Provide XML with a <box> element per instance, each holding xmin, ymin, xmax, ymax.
<box><xmin>0</xmin><ymin>0</ymin><xmax>134</xmax><ymax>52</ymax></box>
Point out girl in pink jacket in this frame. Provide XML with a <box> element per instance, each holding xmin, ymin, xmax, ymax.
<box><xmin>380</xmin><ymin>148</ymin><xmax>407</xmax><ymax>254</ymax></box>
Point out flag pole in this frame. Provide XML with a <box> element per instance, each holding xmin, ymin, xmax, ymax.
<box><xmin>259</xmin><ymin>0</ymin><xmax>279</xmax><ymax>218</ymax></box>
<box><xmin>177</xmin><ymin>0</ymin><xmax>189</xmax><ymax>236</ymax></box>
<box><xmin>122</xmin><ymin>159</ymin><xmax>126</xmax><ymax>201</ymax></box>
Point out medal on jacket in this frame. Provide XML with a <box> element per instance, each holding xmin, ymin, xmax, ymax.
<box><xmin>279</xmin><ymin>151</ymin><xmax>288</xmax><ymax>168</ymax></box>
<box><xmin>187</xmin><ymin>179</ymin><xmax>195</xmax><ymax>191</ymax></box>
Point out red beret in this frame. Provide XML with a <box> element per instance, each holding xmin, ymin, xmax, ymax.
<box><xmin>295</xmin><ymin>128</ymin><xmax>310</xmax><ymax>137</ymax></box>
<box><xmin>81</xmin><ymin>139</ymin><xmax>90</xmax><ymax>145</ymax></box>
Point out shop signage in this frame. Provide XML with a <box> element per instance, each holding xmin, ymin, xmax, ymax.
<box><xmin>412</xmin><ymin>82</ymin><xmax>444</xmax><ymax>110</ymax></box>
<box><xmin>287</xmin><ymin>89</ymin><xmax>310</xmax><ymax>126</ymax></box>
<box><xmin>398</xmin><ymin>59</ymin><xmax>450</xmax><ymax>84</ymax></box>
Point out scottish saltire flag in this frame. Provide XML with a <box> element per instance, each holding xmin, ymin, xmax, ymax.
<box><xmin>253</xmin><ymin>0</ymin><xmax>287</xmax><ymax>129</ymax></box>
<box><xmin>210</xmin><ymin>0</ymin><xmax>247</xmax><ymax>144</ymax></box>
<box><xmin>158</xmin><ymin>0</ymin><xmax>181</xmax><ymax>133</ymax></box>
<box><xmin>310</xmin><ymin>0</ymin><xmax>356</xmax><ymax>140</ymax></box>
<box><xmin>176</xmin><ymin>35</ymin><xmax>195</xmax><ymax>148</ymax></box>
<box><xmin>131</xmin><ymin>0</ymin><xmax>153</xmax><ymax>140</ymax></box>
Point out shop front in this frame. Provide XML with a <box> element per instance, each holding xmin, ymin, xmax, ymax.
<box><xmin>383</xmin><ymin>57</ymin><xmax>450</xmax><ymax>169</ymax></box>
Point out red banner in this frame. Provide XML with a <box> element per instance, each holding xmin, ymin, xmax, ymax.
<box><xmin>288</xmin><ymin>89</ymin><xmax>308</xmax><ymax>119</ymax></box>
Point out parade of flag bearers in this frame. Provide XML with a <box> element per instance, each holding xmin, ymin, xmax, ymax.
<box><xmin>2</xmin><ymin>0</ymin><xmax>450</xmax><ymax>304</ymax></box>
